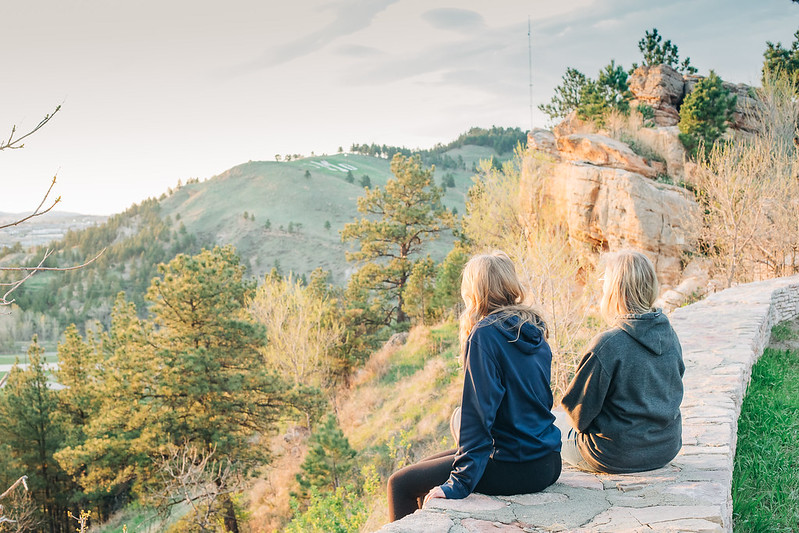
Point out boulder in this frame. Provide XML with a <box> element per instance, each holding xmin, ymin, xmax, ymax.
<box><xmin>628</xmin><ymin>65</ymin><xmax>685</xmax><ymax>127</ymax></box>
<box><xmin>556</xmin><ymin>133</ymin><xmax>661</xmax><ymax>179</ymax></box>
<box><xmin>527</xmin><ymin>128</ymin><xmax>559</xmax><ymax>158</ymax></box>
<box><xmin>655</xmin><ymin>259</ymin><xmax>711</xmax><ymax>313</ymax></box>
<box><xmin>552</xmin><ymin>110</ymin><xmax>593</xmax><ymax>137</ymax></box>
<box><xmin>538</xmin><ymin>161</ymin><xmax>700</xmax><ymax>286</ymax></box>
<box><xmin>633</xmin><ymin>126</ymin><xmax>687</xmax><ymax>182</ymax></box>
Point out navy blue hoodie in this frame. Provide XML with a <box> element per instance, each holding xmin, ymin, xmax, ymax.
<box><xmin>440</xmin><ymin>314</ymin><xmax>562</xmax><ymax>499</ymax></box>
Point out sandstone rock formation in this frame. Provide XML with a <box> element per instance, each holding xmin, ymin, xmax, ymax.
<box><xmin>539</xmin><ymin>161</ymin><xmax>700</xmax><ymax>287</ymax></box>
<box><xmin>556</xmin><ymin>133</ymin><xmax>662</xmax><ymax>179</ymax></box>
<box><xmin>633</xmin><ymin>126</ymin><xmax>686</xmax><ymax>182</ymax></box>
<box><xmin>527</xmin><ymin>128</ymin><xmax>559</xmax><ymax>158</ymax></box>
<box><xmin>628</xmin><ymin>64</ymin><xmax>685</xmax><ymax>127</ymax></box>
<box><xmin>654</xmin><ymin>258</ymin><xmax>712</xmax><ymax>312</ymax></box>
<box><xmin>629</xmin><ymin>65</ymin><xmax>758</xmax><ymax>133</ymax></box>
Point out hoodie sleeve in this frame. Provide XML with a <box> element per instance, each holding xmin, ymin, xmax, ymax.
<box><xmin>440</xmin><ymin>329</ymin><xmax>505</xmax><ymax>499</ymax></box>
<box><xmin>560</xmin><ymin>345</ymin><xmax>611</xmax><ymax>432</ymax></box>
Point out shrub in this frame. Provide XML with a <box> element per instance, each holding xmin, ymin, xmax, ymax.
<box><xmin>678</xmin><ymin>71</ymin><xmax>737</xmax><ymax>158</ymax></box>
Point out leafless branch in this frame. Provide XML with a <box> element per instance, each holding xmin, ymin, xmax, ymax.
<box><xmin>151</xmin><ymin>442</ymin><xmax>244</xmax><ymax>531</ymax></box>
<box><xmin>0</xmin><ymin>248</ymin><xmax>106</xmax><ymax>307</ymax></box>
<box><xmin>1</xmin><ymin>106</ymin><xmax>61</xmax><ymax>152</ymax></box>
<box><xmin>0</xmin><ymin>475</ymin><xmax>37</xmax><ymax>531</ymax></box>
<box><xmin>0</xmin><ymin>476</ymin><xmax>28</xmax><ymax>502</ymax></box>
<box><xmin>0</xmin><ymin>175</ymin><xmax>61</xmax><ymax>231</ymax></box>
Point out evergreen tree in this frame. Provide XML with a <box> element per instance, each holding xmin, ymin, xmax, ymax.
<box><xmin>295</xmin><ymin>415</ymin><xmax>356</xmax><ymax>495</ymax></box>
<box><xmin>305</xmin><ymin>169</ymin><xmax>312</xmax><ymax>179</ymax></box>
<box><xmin>359</xmin><ymin>174</ymin><xmax>371</xmax><ymax>188</ymax></box>
<box><xmin>345</xmin><ymin>170</ymin><xmax>355</xmax><ymax>183</ymax></box>
<box><xmin>432</xmin><ymin>244</ymin><xmax>469</xmax><ymax>315</ymax></box>
<box><xmin>538</xmin><ymin>68</ymin><xmax>588</xmax><ymax>120</ymax></box>
<box><xmin>0</xmin><ymin>337</ymin><xmax>75</xmax><ymax>532</ymax></box>
<box><xmin>540</xmin><ymin>61</ymin><xmax>632</xmax><ymax>123</ymax></box>
<box><xmin>341</xmin><ymin>154</ymin><xmax>453</xmax><ymax>323</ymax></box>
<box><xmin>678</xmin><ymin>71</ymin><xmax>737</xmax><ymax>158</ymax></box>
<box><xmin>762</xmin><ymin>29</ymin><xmax>799</xmax><ymax>81</ymax></box>
<box><xmin>58</xmin><ymin>248</ymin><xmax>289</xmax><ymax>533</ymax></box>
<box><xmin>633</xmin><ymin>28</ymin><xmax>697</xmax><ymax>74</ymax></box>
<box><xmin>403</xmin><ymin>256</ymin><xmax>437</xmax><ymax>323</ymax></box>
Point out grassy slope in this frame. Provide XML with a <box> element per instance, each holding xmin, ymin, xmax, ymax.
<box><xmin>732</xmin><ymin>320</ymin><xmax>799</xmax><ymax>531</ymax></box>
<box><xmin>159</xmin><ymin>148</ymin><xmax>504</xmax><ymax>284</ymax></box>
<box><xmin>336</xmin><ymin>321</ymin><xmax>463</xmax><ymax>530</ymax></box>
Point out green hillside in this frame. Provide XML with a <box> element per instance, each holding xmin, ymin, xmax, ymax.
<box><xmin>158</xmin><ymin>148</ymin><xmax>502</xmax><ymax>284</ymax></box>
<box><xmin>3</xmin><ymin>143</ymin><xmax>511</xmax><ymax>333</ymax></box>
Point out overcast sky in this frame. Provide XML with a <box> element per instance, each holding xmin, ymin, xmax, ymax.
<box><xmin>1</xmin><ymin>0</ymin><xmax>797</xmax><ymax>215</ymax></box>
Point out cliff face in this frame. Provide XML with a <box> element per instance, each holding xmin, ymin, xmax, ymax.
<box><xmin>526</xmin><ymin>128</ymin><xmax>699</xmax><ymax>290</ymax></box>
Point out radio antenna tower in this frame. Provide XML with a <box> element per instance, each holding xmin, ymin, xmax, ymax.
<box><xmin>528</xmin><ymin>16</ymin><xmax>533</xmax><ymax>131</ymax></box>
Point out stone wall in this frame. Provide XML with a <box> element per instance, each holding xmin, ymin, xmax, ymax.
<box><xmin>375</xmin><ymin>275</ymin><xmax>799</xmax><ymax>533</ymax></box>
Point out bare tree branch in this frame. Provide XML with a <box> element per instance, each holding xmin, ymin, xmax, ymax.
<box><xmin>0</xmin><ymin>248</ymin><xmax>106</xmax><ymax>307</ymax></box>
<box><xmin>1</xmin><ymin>106</ymin><xmax>61</xmax><ymax>152</ymax></box>
<box><xmin>0</xmin><ymin>476</ymin><xmax>28</xmax><ymax>501</ymax></box>
<box><xmin>0</xmin><ymin>175</ymin><xmax>61</xmax><ymax>230</ymax></box>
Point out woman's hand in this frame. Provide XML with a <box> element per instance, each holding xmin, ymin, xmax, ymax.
<box><xmin>423</xmin><ymin>486</ymin><xmax>446</xmax><ymax>506</ymax></box>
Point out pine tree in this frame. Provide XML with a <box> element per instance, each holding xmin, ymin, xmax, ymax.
<box><xmin>538</xmin><ymin>68</ymin><xmax>588</xmax><ymax>120</ymax></box>
<box><xmin>762</xmin><ymin>29</ymin><xmax>799</xmax><ymax>82</ymax></box>
<box><xmin>678</xmin><ymin>71</ymin><xmax>737</xmax><ymax>158</ymax></box>
<box><xmin>633</xmin><ymin>28</ymin><xmax>697</xmax><ymax>74</ymax></box>
<box><xmin>296</xmin><ymin>415</ymin><xmax>356</xmax><ymax>495</ymax></box>
<box><xmin>403</xmin><ymin>256</ymin><xmax>437</xmax><ymax>323</ymax></box>
<box><xmin>341</xmin><ymin>154</ymin><xmax>453</xmax><ymax>323</ymax></box>
<box><xmin>58</xmin><ymin>248</ymin><xmax>289</xmax><ymax>532</ymax></box>
<box><xmin>0</xmin><ymin>336</ymin><xmax>74</xmax><ymax>531</ymax></box>
<box><xmin>432</xmin><ymin>244</ymin><xmax>469</xmax><ymax>315</ymax></box>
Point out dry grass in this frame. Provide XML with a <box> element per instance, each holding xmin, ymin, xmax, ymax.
<box><xmin>244</xmin><ymin>429</ymin><xmax>309</xmax><ymax>533</ymax></box>
<box><xmin>338</xmin><ymin>323</ymin><xmax>461</xmax><ymax>452</ymax></box>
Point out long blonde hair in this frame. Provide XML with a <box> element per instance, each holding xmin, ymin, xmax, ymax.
<box><xmin>458</xmin><ymin>251</ymin><xmax>547</xmax><ymax>361</ymax></box>
<box><xmin>600</xmin><ymin>250</ymin><xmax>659</xmax><ymax>324</ymax></box>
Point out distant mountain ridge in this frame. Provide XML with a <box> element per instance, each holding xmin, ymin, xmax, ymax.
<box><xmin>0</xmin><ymin>211</ymin><xmax>107</xmax><ymax>248</ymax></box>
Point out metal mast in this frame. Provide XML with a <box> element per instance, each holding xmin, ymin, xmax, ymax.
<box><xmin>528</xmin><ymin>16</ymin><xmax>533</xmax><ymax>131</ymax></box>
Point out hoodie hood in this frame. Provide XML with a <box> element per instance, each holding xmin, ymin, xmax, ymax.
<box><xmin>617</xmin><ymin>309</ymin><xmax>671</xmax><ymax>356</ymax></box>
<box><xmin>484</xmin><ymin>313</ymin><xmax>547</xmax><ymax>355</ymax></box>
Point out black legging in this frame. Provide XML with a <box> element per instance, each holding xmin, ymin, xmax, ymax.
<box><xmin>387</xmin><ymin>449</ymin><xmax>561</xmax><ymax>521</ymax></box>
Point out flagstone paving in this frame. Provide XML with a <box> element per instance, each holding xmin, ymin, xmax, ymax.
<box><xmin>375</xmin><ymin>276</ymin><xmax>799</xmax><ymax>532</ymax></box>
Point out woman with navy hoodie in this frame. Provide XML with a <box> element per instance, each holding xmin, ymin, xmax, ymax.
<box><xmin>386</xmin><ymin>251</ymin><xmax>561</xmax><ymax>522</ymax></box>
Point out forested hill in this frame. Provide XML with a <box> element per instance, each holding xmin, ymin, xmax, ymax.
<box><xmin>2</xmin><ymin>139</ymin><xmax>515</xmax><ymax>332</ymax></box>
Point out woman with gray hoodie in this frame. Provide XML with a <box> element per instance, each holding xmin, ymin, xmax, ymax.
<box><xmin>559</xmin><ymin>250</ymin><xmax>685</xmax><ymax>473</ymax></box>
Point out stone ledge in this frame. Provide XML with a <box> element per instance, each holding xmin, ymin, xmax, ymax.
<box><xmin>374</xmin><ymin>275</ymin><xmax>799</xmax><ymax>532</ymax></box>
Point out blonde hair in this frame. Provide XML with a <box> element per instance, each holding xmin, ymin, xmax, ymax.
<box><xmin>458</xmin><ymin>251</ymin><xmax>547</xmax><ymax>361</ymax></box>
<box><xmin>599</xmin><ymin>250</ymin><xmax>659</xmax><ymax>324</ymax></box>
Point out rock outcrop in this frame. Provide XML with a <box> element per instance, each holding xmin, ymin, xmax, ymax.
<box><xmin>628</xmin><ymin>64</ymin><xmax>685</xmax><ymax>127</ymax></box>
<box><xmin>539</xmin><ymin>161</ymin><xmax>699</xmax><ymax>287</ymax></box>
<box><xmin>556</xmin><ymin>133</ymin><xmax>663</xmax><ymax>179</ymax></box>
<box><xmin>633</xmin><ymin>126</ymin><xmax>686</xmax><ymax>182</ymax></box>
<box><xmin>629</xmin><ymin>65</ymin><xmax>759</xmax><ymax>133</ymax></box>
<box><xmin>526</xmin><ymin>122</ymin><xmax>699</xmax><ymax>288</ymax></box>
<box><xmin>527</xmin><ymin>128</ymin><xmax>559</xmax><ymax>158</ymax></box>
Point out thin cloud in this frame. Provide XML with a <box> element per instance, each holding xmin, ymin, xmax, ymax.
<box><xmin>228</xmin><ymin>0</ymin><xmax>397</xmax><ymax>75</ymax></box>
<box><xmin>336</xmin><ymin>44</ymin><xmax>383</xmax><ymax>57</ymax></box>
<box><xmin>422</xmin><ymin>8</ymin><xmax>485</xmax><ymax>32</ymax></box>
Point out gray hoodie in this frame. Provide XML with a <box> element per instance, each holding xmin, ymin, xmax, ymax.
<box><xmin>560</xmin><ymin>310</ymin><xmax>684</xmax><ymax>473</ymax></box>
